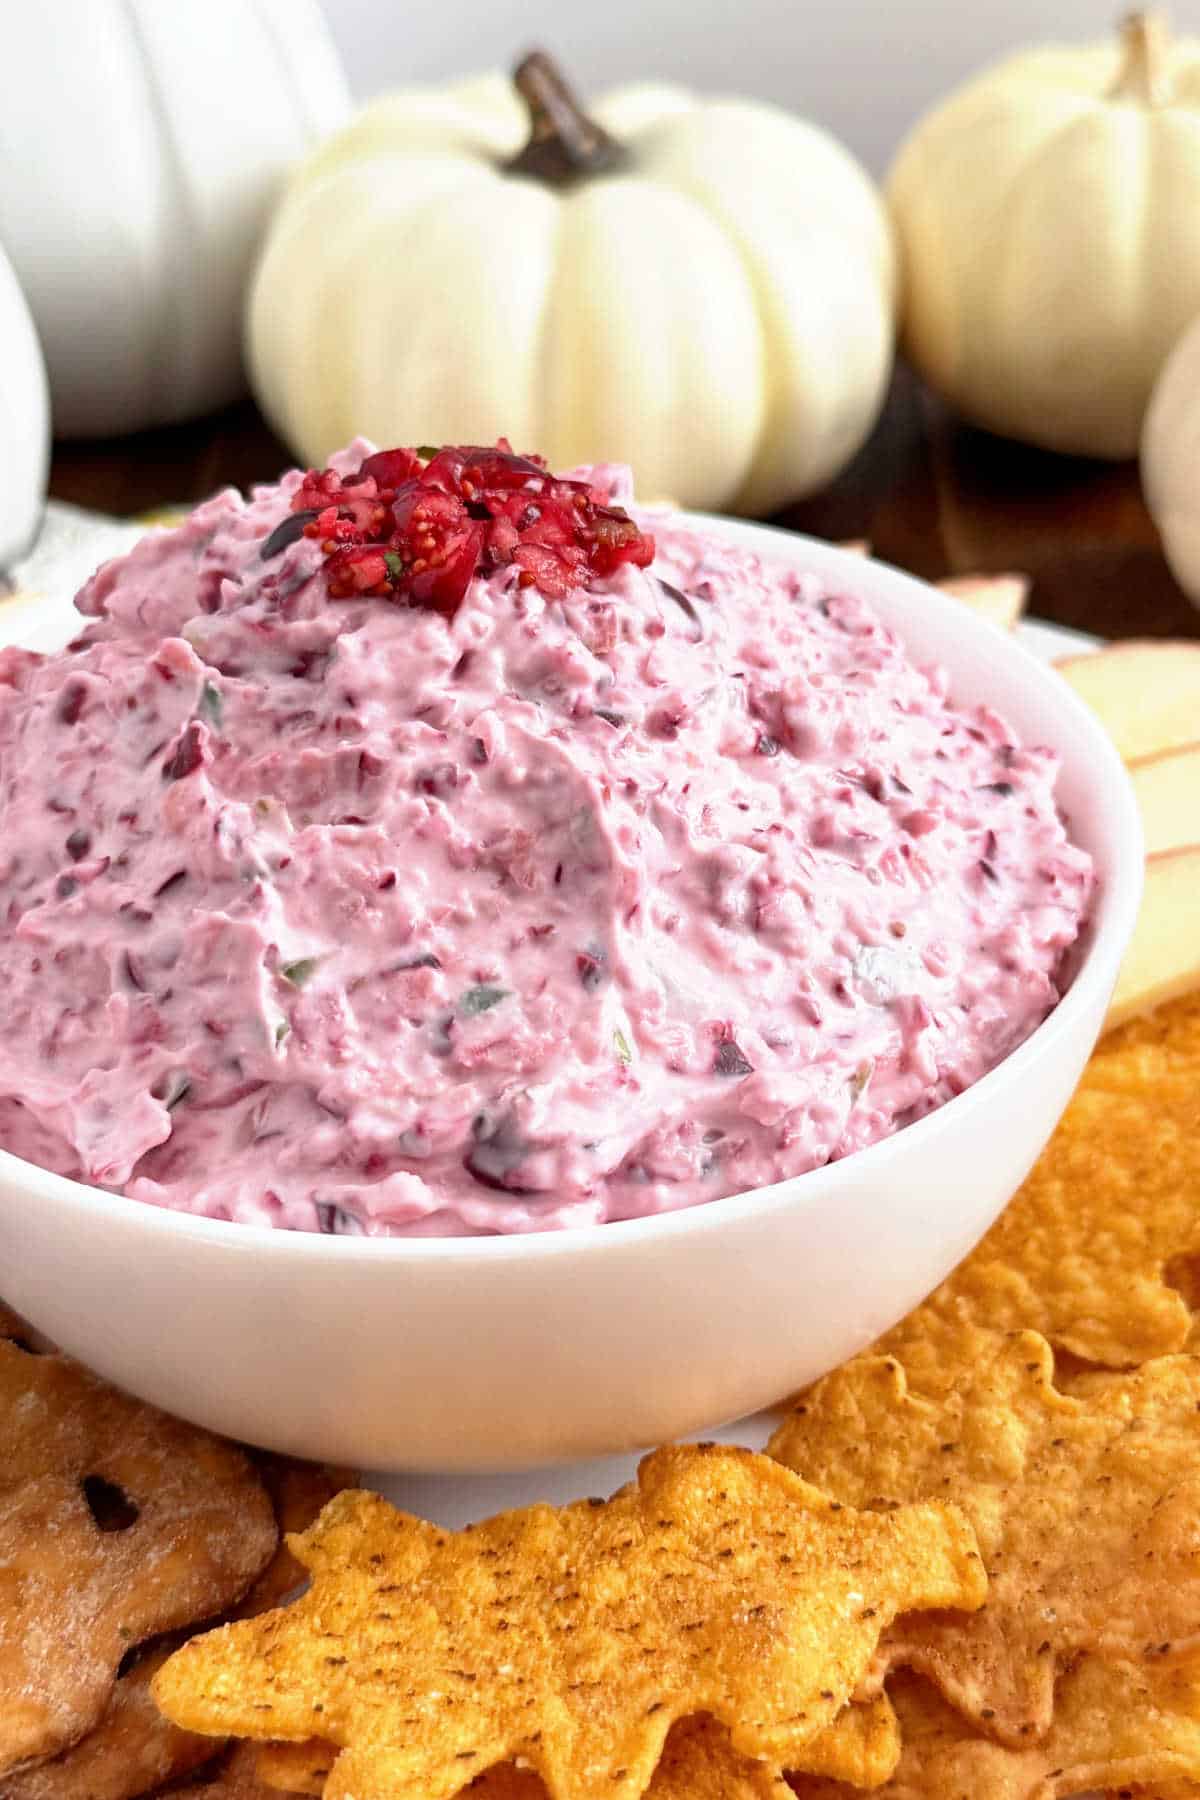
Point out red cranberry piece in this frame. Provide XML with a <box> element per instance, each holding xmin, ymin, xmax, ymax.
<box><xmin>162</xmin><ymin>722</ymin><xmax>205</xmax><ymax>782</ymax></box>
<box><xmin>357</xmin><ymin>447</ymin><xmax>424</xmax><ymax>488</ymax></box>
<box><xmin>424</xmin><ymin>442</ymin><xmax>546</xmax><ymax>496</ymax></box>
<box><xmin>512</xmin><ymin>539</ymin><xmax>585</xmax><ymax>598</ymax></box>
<box><xmin>324</xmin><ymin>547</ymin><xmax>393</xmax><ymax>598</ymax></box>
<box><xmin>57</xmin><ymin>681</ymin><xmax>87</xmax><ymax>725</ymax></box>
<box><xmin>302</xmin><ymin>440</ymin><xmax>655</xmax><ymax>616</ymax></box>
<box><xmin>391</xmin><ymin>485</ymin><xmax>486</xmax><ymax>616</ymax></box>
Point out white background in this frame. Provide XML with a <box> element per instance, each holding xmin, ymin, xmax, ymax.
<box><xmin>323</xmin><ymin>0</ymin><xmax>1200</xmax><ymax>173</ymax></box>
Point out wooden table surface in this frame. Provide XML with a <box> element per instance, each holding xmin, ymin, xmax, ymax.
<box><xmin>47</xmin><ymin>362</ymin><xmax>1199</xmax><ymax>642</ymax></box>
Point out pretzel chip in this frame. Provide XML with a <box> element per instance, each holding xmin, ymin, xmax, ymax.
<box><xmin>0</xmin><ymin>1306</ymin><xmax>276</xmax><ymax>1773</ymax></box>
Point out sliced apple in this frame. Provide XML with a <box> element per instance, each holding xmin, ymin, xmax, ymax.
<box><xmin>1129</xmin><ymin>742</ymin><xmax>1200</xmax><ymax>856</ymax></box>
<box><xmin>938</xmin><ymin>572</ymin><xmax>1029</xmax><ymax>632</ymax></box>
<box><xmin>1106</xmin><ymin>844</ymin><xmax>1200</xmax><ymax>1031</ymax></box>
<box><xmin>1057</xmin><ymin>640</ymin><xmax>1200</xmax><ymax>761</ymax></box>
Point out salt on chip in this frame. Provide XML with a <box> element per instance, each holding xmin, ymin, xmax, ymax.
<box><xmin>885</xmin><ymin>993</ymin><xmax>1200</xmax><ymax>1370</ymax></box>
<box><xmin>1</xmin><ymin>1645</ymin><xmax>215</xmax><ymax>1800</ymax></box>
<box><xmin>0</xmin><ymin>1307</ymin><xmax>277</xmax><ymax>1774</ymax></box>
<box><xmin>0</xmin><ymin>1452</ymin><xmax>348</xmax><ymax>1800</ymax></box>
<box><xmin>154</xmin><ymin>1444</ymin><xmax>984</xmax><ymax>1800</ymax></box>
<box><xmin>254</xmin><ymin>1703</ymin><xmax>900</xmax><ymax>1799</ymax></box>
<box><xmin>786</xmin><ymin>1657</ymin><xmax>1200</xmax><ymax>1799</ymax></box>
<box><xmin>770</xmin><ymin>1327</ymin><xmax>1200</xmax><ymax>1744</ymax></box>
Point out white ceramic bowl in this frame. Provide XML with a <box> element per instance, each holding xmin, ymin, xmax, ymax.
<box><xmin>0</xmin><ymin>518</ymin><xmax>1143</xmax><ymax>1471</ymax></box>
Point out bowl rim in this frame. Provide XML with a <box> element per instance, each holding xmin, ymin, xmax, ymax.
<box><xmin>0</xmin><ymin>513</ymin><xmax>1144</xmax><ymax>1265</ymax></box>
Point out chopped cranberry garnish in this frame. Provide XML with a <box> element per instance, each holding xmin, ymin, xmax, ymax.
<box><xmin>282</xmin><ymin>441</ymin><xmax>655</xmax><ymax>619</ymax></box>
<box><xmin>356</xmin><ymin>447</ymin><xmax>425</xmax><ymax>488</ymax></box>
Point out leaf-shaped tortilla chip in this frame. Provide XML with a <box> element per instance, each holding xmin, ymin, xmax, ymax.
<box><xmin>155</xmin><ymin>1444</ymin><xmax>983</xmax><ymax>1800</ymax></box>
<box><xmin>235</xmin><ymin>1458</ymin><xmax>356</xmax><ymax>1619</ymax></box>
<box><xmin>883</xmin><ymin>994</ymin><xmax>1200</xmax><ymax>1370</ymax></box>
<box><xmin>787</xmin><ymin>1658</ymin><xmax>1200</xmax><ymax>1800</ymax></box>
<box><xmin>255</xmin><ymin>1701</ymin><xmax>900</xmax><ymax>1799</ymax></box>
<box><xmin>257</xmin><ymin>1738</ymin><xmax>335</xmax><ymax>1795</ymax></box>
<box><xmin>791</xmin><ymin>1698</ymin><xmax>899</xmax><ymax>1789</ymax></box>
<box><xmin>770</xmin><ymin>1330</ymin><xmax>1200</xmax><ymax>1743</ymax></box>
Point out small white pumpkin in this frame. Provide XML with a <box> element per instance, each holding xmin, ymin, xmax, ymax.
<box><xmin>889</xmin><ymin>12</ymin><xmax>1200</xmax><ymax>459</ymax></box>
<box><xmin>0</xmin><ymin>242</ymin><xmax>49</xmax><ymax>569</ymax></box>
<box><xmin>0</xmin><ymin>0</ymin><xmax>349</xmax><ymax>437</ymax></box>
<box><xmin>247</xmin><ymin>55</ymin><xmax>896</xmax><ymax>515</ymax></box>
<box><xmin>1143</xmin><ymin>309</ymin><xmax>1200</xmax><ymax>606</ymax></box>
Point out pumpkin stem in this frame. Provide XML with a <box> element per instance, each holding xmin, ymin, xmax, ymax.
<box><xmin>506</xmin><ymin>51</ymin><xmax>628</xmax><ymax>184</ymax></box>
<box><xmin>1110</xmin><ymin>10</ymin><xmax>1173</xmax><ymax>105</ymax></box>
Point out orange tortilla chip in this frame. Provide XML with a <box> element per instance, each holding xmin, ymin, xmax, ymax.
<box><xmin>875</xmin><ymin>993</ymin><xmax>1200</xmax><ymax>1370</ymax></box>
<box><xmin>258</xmin><ymin>1718</ymin><xmax>793</xmax><ymax>1800</ymax></box>
<box><xmin>640</xmin><ymin>1719</ymin><xmax>787</xmax><ymax>1800</ymax></box>
<box><xmin>155</xmin><ymin>1444</ymin><xmax>984</xmax><ymax>1800</ymax></box>
<box><xmin>236</xmin><ymin>1458</ymin><xmax>356</xmax><ymax>1617</ymax></box>
<box><xmin>258</xmin><ymin>1738</ymin><xmax>336</xmax><ymax>1795</ymax></box>
<box><xmin>787</xmin><ymin>1658</ymin><xmax>1200</xmax><ymax>1799</ymax></box>
<box><xmin>255</xmin><ymin>1703</ymin><xmax>899</xmax><ymax>1799</ymax></box>
<box><xmin>790</xmin><ymin>1698</ymin><xmax>899</xmax><ymax>1788</ymax></box>
<box><xmin>0</xmin><ymin>1307</ymin><xmax>276</xmax><ymax>1774</ymax></box>
<box><xmin>770</xmin><ymin>1328</ymin><xmax>1200</xmax><ymax>1744</ymax></box>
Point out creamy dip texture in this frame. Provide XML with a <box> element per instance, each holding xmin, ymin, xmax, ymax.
<box><xmin>0</xmin><ymin>445</ymin><xmax>1093</xmax><ymax>1235</ymax></box>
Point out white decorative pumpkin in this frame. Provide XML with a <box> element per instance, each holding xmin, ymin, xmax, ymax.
<box><xmin>889</xmin><ymin>12</ymin><xmax>1200</xmax><ymax>459</ymax></box>
<box><xmin>1143</xmin><ymin>309</ymin><xmax>1200</xmax><ymax>607</ymax></box>
<box><xmin>0</xmin><ymin>0</ymin><xmax>349</xmax><ymax>437</ymax></box>
<box><xmin>247</xmin><ymin>56</ymin><xmax>896</xmax><ymax>515</ymax></box>
<box><xmin>0</xmin><ymin>242</ymin><xmax>49</xmax><ymax>569</ymax></box>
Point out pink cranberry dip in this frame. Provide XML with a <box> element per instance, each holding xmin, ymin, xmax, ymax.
<box><xmin>0</xmin><ymin>443</ymin><xmax>1093</xmax><ymax>1237</ymax></box>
